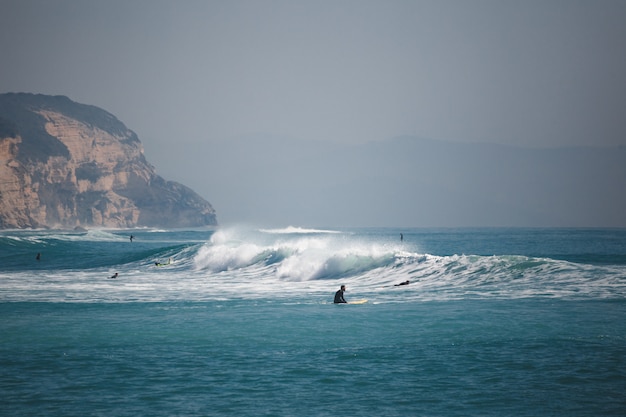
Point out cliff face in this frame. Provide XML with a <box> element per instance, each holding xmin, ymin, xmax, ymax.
<box><xmin>0</xmin><ymin>93</ymin><xmax>217</xmax><ymax>229</ymax></box>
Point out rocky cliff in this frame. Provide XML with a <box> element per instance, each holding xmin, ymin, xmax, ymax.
<box><xmin>0</xmin><ymin>93</ymin><xmax>217</xmax><ymax>229</ymax></box>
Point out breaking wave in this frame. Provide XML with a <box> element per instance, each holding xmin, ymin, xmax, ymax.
<box><xmin>1</xmin><ymin>227</ymin><xmax>625</xmax><ymax>302</ymax></box>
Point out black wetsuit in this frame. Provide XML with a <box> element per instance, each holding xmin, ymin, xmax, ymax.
<box><xmin>334</xmin><ymin>289</ymin><xmax>347</xmax><ymax>304</ymax></box>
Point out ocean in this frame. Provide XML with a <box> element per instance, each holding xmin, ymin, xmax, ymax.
<box><xmin>1</xmin><ymin>227</ymin><xmax>625</xmax><ymax>416</ymax></box>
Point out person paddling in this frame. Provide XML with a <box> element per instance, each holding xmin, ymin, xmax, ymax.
<box><xmin>155</xmin><ymin>258</ymin><xmax>172</xmax><ymax>267</ymax></box>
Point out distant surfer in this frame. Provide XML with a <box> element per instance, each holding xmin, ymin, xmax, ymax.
<box><xmin>130</xmin><ymin>235</ymin><xmax>134</xmax><ymax>242</ymax></box>
<box><xmin>36</xmin><ymin>252</ymin><xmax>41</xmax><ymax>261</ymax></box>
<box><xmin>334</xmin><ymin>285</ymin><xmax>347</xmax><ymax>304</ymax></box>
<box><xmin>394</xmin><ymin>280</ymin><xmax>410</xmax><ymax>286</ymax></box>
<box><xmin>109</xmin><ymin>272</ymin><xmax>118</xmax><ymax>279</ymax></box>
<box><xmin>400</xmin><ymin>233</ymin><xmax>403</xmax><ymax>242</ymax></box>
<box><xmin>155</xmin><ymin>258</ymin><xmax>172</xmax><ymax>267</ymax></box>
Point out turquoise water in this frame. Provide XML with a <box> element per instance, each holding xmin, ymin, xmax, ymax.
<box><xmin>1</xmin><ymin>227</ymin><xmax>625</xmax><ymax>416</ymax></box>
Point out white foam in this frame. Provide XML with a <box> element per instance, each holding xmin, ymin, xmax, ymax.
<box><xmin>259</xmin><ymin>226</ymin><xmax>341</xmax><ymax>234</ymax></box>
<box><xmin>2</xmin><ymin>227</ymin><xmax>625</xmax><ymax>303</ymax></box>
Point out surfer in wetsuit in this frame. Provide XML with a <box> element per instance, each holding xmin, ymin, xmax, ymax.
<box><xmin>109</xmin><ymin>272</ymin><xmax>118</xmax><ymax>279</ymax></box>
<box><xmin>155</xmin><ymin>258</ymin><xmax>172</xmax><ymax>267</ymax></box>
<box><xmin>394</xmin><ymin>280</ymin><xmax>410</xmax><ymax>286</ymax></box>
<box><xmin>334</xmin><ymin>285</ymin><xmax>347</xmax><ymax>303</ymax></box>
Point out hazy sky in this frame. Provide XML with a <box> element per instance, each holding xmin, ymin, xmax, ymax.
<box><xmin>1</xmin><ymin>0</ymin><xmax>626</xmax><ymax>227</ymax></box>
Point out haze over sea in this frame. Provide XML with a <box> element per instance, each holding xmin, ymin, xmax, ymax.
<box><xmin>1</xmin><ymin>226</ymin><xmax>625</xmax><ymax>416</ymax></box>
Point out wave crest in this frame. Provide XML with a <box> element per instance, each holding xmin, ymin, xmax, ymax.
<box><xmin>193</xmin><ymin>229</ymin><xmax>401</xmax><ymax>280</ymax></box>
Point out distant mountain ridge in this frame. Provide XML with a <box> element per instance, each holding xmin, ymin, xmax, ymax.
<box><xmin>0</xmin><ymin>93</ymin><xmax>217</xmax><ymax>229</ymax></box>
<box><xmin>180</xmin><ymin>134</ymin><xmax>626</xmax><ymax>227</ymax></box>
